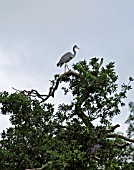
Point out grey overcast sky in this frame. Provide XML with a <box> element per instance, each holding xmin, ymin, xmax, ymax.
<box><xmin>0</xmin><ymin>0</ymin><xmax>134</xmax><ymax>133</ymax></box>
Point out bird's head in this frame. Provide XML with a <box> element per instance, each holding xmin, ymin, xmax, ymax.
<box><xmin>73</xmin><ymin>45</ymin><xmax>80</xmax><ymax>50</ymax></box>
<box><xmin>92</xmin><ymin>143</ymin><xmax>103</xmax><ymax>149</ymax></box>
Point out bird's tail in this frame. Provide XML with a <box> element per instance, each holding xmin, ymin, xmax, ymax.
<box><xmin>57</xmin><ymin>62</ymin><xmax>63</xmax><ymax>67</ymax></box>
<box><xmin>57</xmin><ymin>62</ymin><xmax>60</xmax><ymax>67</ymax></box>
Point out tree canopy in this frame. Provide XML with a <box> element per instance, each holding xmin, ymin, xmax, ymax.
<box><xmin>0</xmin><ymin>58</ymin><xmax>133</xmax><ymax>170</ymax></box>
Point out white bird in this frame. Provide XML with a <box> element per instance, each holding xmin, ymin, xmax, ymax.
<box><xmin>57</xmin><ymin>45</ymin><xmax>79</xmax><ymax>72</ymax></box>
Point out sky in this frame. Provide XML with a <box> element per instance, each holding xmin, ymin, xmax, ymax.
<box><xmin>0</xmin><ymin>0</ymin><xmax>134</xmax><ymax>133</ymax></box>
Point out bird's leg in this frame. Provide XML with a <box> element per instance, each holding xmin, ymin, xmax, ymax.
<box><xmin>66</xmin><ymin>64</ymin><xmax>70</xmax><ymax>71</ymax></box>
<box><xmin>64</xmin><ymin>64</ymin><xmax>70</xmax><ymax>72</ymax></box>
<box><xmin>64</xmin><ymin>64</ymin><xmax>67</xmax><ymax>73</ymax></box>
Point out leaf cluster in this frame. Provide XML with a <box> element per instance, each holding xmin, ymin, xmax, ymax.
<box><xmin>0</xmin><ymin>58</ymin><xmax>133</xmax><ymax>169</ymax></box>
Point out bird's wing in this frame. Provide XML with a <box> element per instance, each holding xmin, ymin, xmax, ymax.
<box><xmin>59</xmin><ymin>52</ymin><xmax>73</xmax><ymax>63</ymax></box>
<box><xmin>87</xmin><ymin>147</ymin><xmax>95</xmax><ymax>155</ymax></box>
<box><xmin>57</xmin><ymin>52</ymin><xmax>73</xmax><ymax>67</ymax></box>
<box><xmin>94</xmin><ymin>144</ymin><xmax>102</xmax><ymax>149</ymax></box>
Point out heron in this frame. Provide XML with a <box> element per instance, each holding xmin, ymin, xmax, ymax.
<box><xmin>87</xmin><ymin>143</ymin><xmax>102</xmax><ymax>156</ymax></box>
<box><xmin>57</xmin><ymin>45</ymin><xmax>79</xmax><ymax>72</ymax></box>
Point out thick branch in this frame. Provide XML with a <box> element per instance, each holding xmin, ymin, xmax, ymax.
<box><xmin>74</xmin><ymin>80</ymin><xmax>96</xmax><ymax>129</ymax></box>
<box><xmin>47</xmin><ymin>70</ymin><xmax>87</xmax><ymax>98</ymax></box>
<box><xmin>107</xmin><ymin>124</ymin><xmax>120</xmax><ymax>133</ymax></box>
<box><xmin>25</xmin><ymin>168</ymin><xmax>42</xmax><ymax>170</ymax></box>
<box><xmin>114</xmin><ymin>142</ymin><xmax>129</xmax><ymax>148</ymax></box>
<box><xmin>107</xmin><ymin>134</ymin><xmax>134</xmax><ymax>143</ymax></box>
<box><xmin>13</xmin><ymin>70</ymin><xmax>95</xmax><ymax>129</ymax></box>
<box><xmin>13</xmin><ymin>70</ymin><xmax>87</xmax><ymax>103</ymax></box>
<box><xmin>75</xmin><ymin>104</ymin><xmax>94</xmax><ymax>128</ymax></box>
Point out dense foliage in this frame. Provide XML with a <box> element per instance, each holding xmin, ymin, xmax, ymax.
<box><xmin>0</xmin><ymin>58</ymin><xmax>133</xmax><ymax>170</ymax></box>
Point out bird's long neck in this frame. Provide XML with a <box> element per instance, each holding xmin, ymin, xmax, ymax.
<box><xmin>72</xmin><ymin>46</ymin><xmax>76</xmax><ymax>57</ymax></box>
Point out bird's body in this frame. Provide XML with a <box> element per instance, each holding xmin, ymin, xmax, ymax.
<box><xmin>57</xmin><ymin>52</ymin><xmax>73</xmax><ymax>67</ymax></box>
<box><xmin>57</xmin><ymin>45</ymin><xmax>79</xmax><ymax>71</ymax></box>
<box><xmin>87</xmin><ymin>143</ymin><xmax>102</xmax><ymax>155</ymax></box>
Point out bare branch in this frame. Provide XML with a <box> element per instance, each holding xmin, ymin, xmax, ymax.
<box><xmin>25</xmin><ymin>169</ymin><xmax>41</xmax><ymax>170</ymax></box>
<box><xmin>12</xmin><ymin>87</ymin><xmax>47</xmax><ymax>100</ymax></box>
<box><xmin>107</xmin><ymin>134</ymin><xmax>134</xmax><ymax>143</ymax></box>
<box><xmin>114</xmin><ymin>142</ymin><xmax>129</xmax><ymax>148</ymax></box>
<box><xmin>73</xmin><ymin>75</ymin><xmax>96</xmax><ymax>127</ymax></box>
<box><xmin>98</xmin><ymin>58</ymin><xmax>103</xmax><ymax>69</ymax></box>
<box><xmin>108</xmin><ymin>124</ymin><xmax>120</xmax><ymax>133</ymax></box>
<box><xmin>94</xmin><ymin>155</ymin><xmax>101</xmax><ymax>161</ymax></box>
<box><xmin>13</xmin><ymin>70</ymin><xmax>96</xmax><ymax>129</ymax></box>
<box><xmin>13</xmin><ymin>70</ymin><xmax>87</xmax><ymax>103</ymax></box>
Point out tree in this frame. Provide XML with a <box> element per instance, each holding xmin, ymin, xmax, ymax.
<box><xmin>0</xmin><ymin>58</ymin><xmax>133</xmax><ymax>169</ymax></box>
<box><xmin>122</xmin><ymin>101</ymin><xmax>134</xmax><ymax>169</ymax></box>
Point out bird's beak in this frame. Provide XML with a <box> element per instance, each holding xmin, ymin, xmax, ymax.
<box><xmin>77</xmin><ymin>47</ymin><xmax>80</xmax><ymax>50</ymax></box>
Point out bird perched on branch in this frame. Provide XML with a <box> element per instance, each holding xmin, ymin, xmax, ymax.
<box><xmin>57</xmin><ymin>45</ymin><xmax>79</xmax><ymax>72</ymax></box>
<box><xmin>99</xmin><ymin>58</ymin><xmax>103</xmax><ymax>68</ymax></box>
<box><xmin>87</xmin><ymin>143</ymin><xmax>102</xmax><ymax>156</ymax></box>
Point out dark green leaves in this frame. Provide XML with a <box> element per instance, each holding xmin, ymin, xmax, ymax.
<box><xmin>0</xmin><ymin>58</ymin><xmax>133</xmax><ymax>169</ymax></box>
